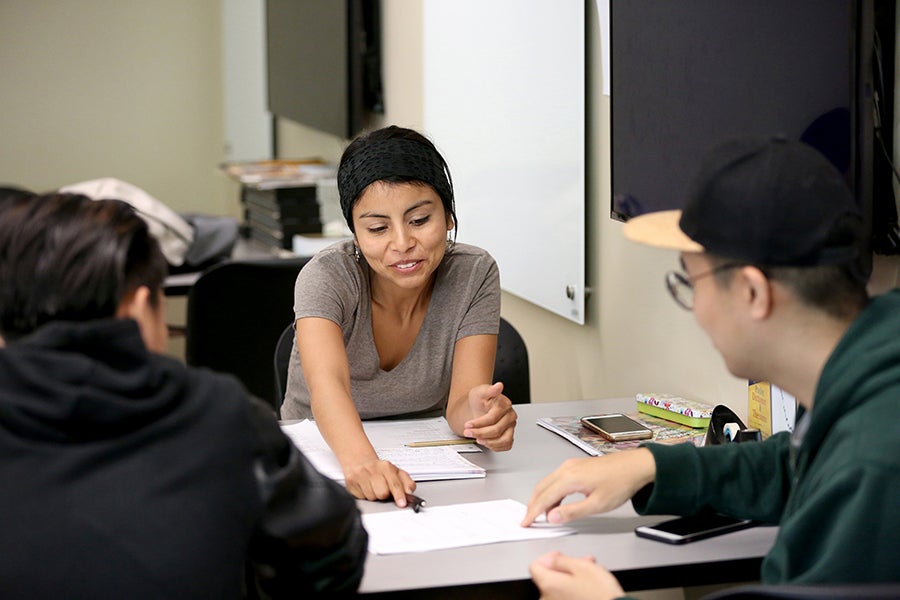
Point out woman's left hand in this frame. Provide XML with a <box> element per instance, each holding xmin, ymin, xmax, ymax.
<box><xmin>463</xmin><ymin>382</ymin><xmax>517</xmax><ymax>451</ymax></box>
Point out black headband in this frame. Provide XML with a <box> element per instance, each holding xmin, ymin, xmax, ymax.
<box><xmin>337</xmin><ymin>138</ymin><xmax>454</xmax><ymax>230</ymax></box>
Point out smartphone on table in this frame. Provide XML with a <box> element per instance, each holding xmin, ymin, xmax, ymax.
<box><xmin>635</xmin><ymin>512</ymin><xmax>757</xmax><ymax>544</ymax></box>
<box><xmin>580</xmin><ymin>414</ymin><xmax>653</xmax><ymax>442</ymax></box>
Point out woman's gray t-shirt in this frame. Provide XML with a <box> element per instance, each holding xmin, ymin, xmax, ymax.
<box><xmin>280</xmin><ymin>240</ymin><xmax>500</xmax><ymax>421</ymax></box>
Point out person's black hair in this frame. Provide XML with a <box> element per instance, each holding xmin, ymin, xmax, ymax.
<box><xmin>708</xmin><ymin>254</ymin><xmax>869</xmax><ymax>320</ymax></box>
<box><xmin>0</xmin><ymin>184</ymin><xmax>34</xmax><ymax>205</ymax></box>
<box><xmin>337</xmin><ymin>125</ymin><xmax>458</xmax><ymax>239</ymax></box>
<box><xmin>0</xmin><ymin>192</ymin><xmax>168</xmax><ymax>340</ymax></box>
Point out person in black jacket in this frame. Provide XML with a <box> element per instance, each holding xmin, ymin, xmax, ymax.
<box><xmin>0</xmin><ymin>192</ymin><xmax>367</xmax><ymax>599</ymax></box>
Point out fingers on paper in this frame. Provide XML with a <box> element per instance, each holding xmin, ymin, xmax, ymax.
<box><xmin>521</xmin><ymin>458</ymin><xmax>594</xmax><ymax>526</ymax></box>
<box><xmin>390</xmin><ymin>469</ymin><xmax>416</xmax><ymax>507</ymax></box>
<box><xmin>346</xmin><ymin>459</ymin><xmax>413</xmax><ymax>503</ymax></box>
<box><xmin>521</xmin><ymin>496</ymin><xmax>563</xmax><ymax>527</ymax></box>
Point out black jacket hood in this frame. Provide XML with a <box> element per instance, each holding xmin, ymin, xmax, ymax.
<box><xmin>0</xmin><ymin>319</ymin><xmax>185</xmax><ymax>442</ymax></box>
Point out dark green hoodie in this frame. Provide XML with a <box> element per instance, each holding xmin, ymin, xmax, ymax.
<box><xmin>635</xmin><ymin>288</ymin><xmax>900</xmax><ymax>583</ymax></box>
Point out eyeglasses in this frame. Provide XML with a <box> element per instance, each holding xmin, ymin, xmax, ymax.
<box><xmin>665</xmin><ymin>262</ymin><xmax>745</xmax><ymax>310</ymax></box>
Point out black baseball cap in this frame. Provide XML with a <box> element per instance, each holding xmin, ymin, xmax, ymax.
<box><xmin>623</xmin><ymin>137</ymin><xmax>865</xmax><ymax>271</ymax></box>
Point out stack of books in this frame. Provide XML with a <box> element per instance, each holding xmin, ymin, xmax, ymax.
<box><xmin>221</xmin><ymin>159</ymin><xmax>338</xmax><ymax>251</ymax></box>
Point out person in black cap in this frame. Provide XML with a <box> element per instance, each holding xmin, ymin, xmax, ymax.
<box><xmin>521</xmin><ymin>137</ymin><xmax>900</xmax><ymax>597</ymax></box>
<box><xmin>281</xmin><ymin>125</ymin><xmax>517</xmax><ymax>506</ymax></box>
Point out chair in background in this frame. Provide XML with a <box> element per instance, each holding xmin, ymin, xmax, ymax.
<box><xmin>496</xmin><ymin>317</ymin><xmax>530</xmax><ymax>404</ymax></box>
<box><xmin>185</xmin><ymin>256</ymin><xmax>310</xmax><ymax>412</ymax></box>
<box><xmin>273</xmin><ymin>322</ymin><xmax>295</xmax><ymax>417</ymax></box>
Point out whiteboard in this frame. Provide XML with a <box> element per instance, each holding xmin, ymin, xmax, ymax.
<box><xmin>422</xmin><ymin>2</ymin><xmax>586</xmax><ymax>323</ymax></box>
<box><xmin>223</xmin><ymin>0</ymin><xmax>271</xmax><ymax>162</ymax></box>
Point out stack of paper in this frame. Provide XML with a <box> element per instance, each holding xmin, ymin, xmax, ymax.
<box><xmin>221</xmin><ymin>159</ymin><xmax>336</xmax><ymax>188</ymax></box>
<box><xmin>281</xmin><ymin>419</ymin><xmax>486</xmax><ymax>482</ymax></box>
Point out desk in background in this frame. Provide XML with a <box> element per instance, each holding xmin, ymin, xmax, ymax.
<box><xmin>163</xmin><ymin>238</ymin><xmax>293</xmax><ymax>297</ymax></box>
<box><xmin>162</xmin><ymin>238</ymin><xmax>296</xmax><ymax>363</ymax></box>
<box><xmin>359</xmin><ymin>398</ymin><xmax>776</xmax><ymax>598</ymax></box>
<box><xmin>163</xmin><ymin>235</ymin><xmax>346</xmax><ymax>297</ymax></box>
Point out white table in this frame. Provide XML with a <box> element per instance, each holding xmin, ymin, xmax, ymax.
<box><xmin>358</xmin><ymin>398</ymin><xmax>776</xmax><ymax>598</ymax></box>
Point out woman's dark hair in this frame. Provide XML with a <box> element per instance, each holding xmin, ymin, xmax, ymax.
<box><xmin>337</xmin><ymin>125</ymin><xmax>458</xmax><ymax>239</ymax></box>
<box><xmin>0</xmin><ymin>193</ymin><xmax>168</xmax><ymax>340</ymax></box>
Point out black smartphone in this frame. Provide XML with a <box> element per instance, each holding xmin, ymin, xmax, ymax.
<box><xmin>580</xmin><ymin>414</ymin><xmax>653</xmax><ymax>442</ymax></box>
<box><xmin>635</xmin><ymin>513</ymin><xmax>757</xmax><ymax>545</ymax></box>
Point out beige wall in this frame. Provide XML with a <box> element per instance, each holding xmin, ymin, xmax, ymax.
<box><xmin>3</xmin><ymin>2</ymin><xmax>898</xmax><ymax>423</ymax></box>
<box><xmin>0</xmin><ymin>1</ymin><xmax>235</xmax><ymax>217</ymax></box>
<box><xmin>365</xmin><ymin>1</ymin><xmax>900</xmax><ymax>421</ymax></box>
<box><xmin>369</xmin><ymin>0</ymin><xmax>900</xmax><ymax>420</ymax></box>
<box><xmin>274</xmin><ymin>0</ymin><xmax>423</xmax><ymax>163</ymax></box>
<box><xmin>361</xmin><ymin>1</ymin><xmax>749</xmax><ymax>418</ymax></box>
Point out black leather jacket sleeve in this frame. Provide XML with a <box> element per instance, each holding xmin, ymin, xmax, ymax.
<box><xmin>245</xmin><ymin>399</ymin><xmax>368</xmax><ymax>597</ymax></box>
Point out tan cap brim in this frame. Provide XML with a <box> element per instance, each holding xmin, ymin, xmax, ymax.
<box><xmin>622</xmin><ymin>209</ymin><xmax>705</xmax><ymax>253</ymax></box>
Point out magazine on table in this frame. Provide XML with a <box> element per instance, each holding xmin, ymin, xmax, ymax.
<box><xmin>536</xmin><ymin>412</ymin><xmax>706</xmax><ymax>456</ymax></box>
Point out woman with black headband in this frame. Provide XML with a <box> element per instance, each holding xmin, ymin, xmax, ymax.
<box><xmin>281</xmin><ymin>126</ymin><xmax>518</xmax><ymax>505</ymax></box>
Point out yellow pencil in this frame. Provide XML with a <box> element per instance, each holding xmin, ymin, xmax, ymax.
<box><xmin>405</xmin><ymin>439</ymin><xmax>477</xmax><ymax>448</ymax></box>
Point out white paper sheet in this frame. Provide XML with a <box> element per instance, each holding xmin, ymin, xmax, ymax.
<box><xmin>361</xmin><ymin>498</ymin><xmax>575</xmax><ymax>555</ymax></box>
<box><xmin>358</xmin><ymin>417</ymin><xmax>482</xmax><ymax>453</ymax></box>
<box><xmin>280</xmin><ymin>419</ymin><xmax>485</xmax><ymax>482</ymax></box>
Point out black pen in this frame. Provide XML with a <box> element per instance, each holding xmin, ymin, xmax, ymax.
<box><xmin>405</xmin><ymin>493</ymin><xmax>426</xmax><ymax>513</ymax></box>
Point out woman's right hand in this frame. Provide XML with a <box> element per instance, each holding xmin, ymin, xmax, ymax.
<box><xmin>343</xmin><ymin>457</ymin><xmax>417</xmax><ymax>506</ymax></box>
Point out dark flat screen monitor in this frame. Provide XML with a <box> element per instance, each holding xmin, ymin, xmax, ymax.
<box><xmin>266</xmin><ymin>0</ymin><xmax>382</xmax><ymax>140</ymax></box>
<box><xmin>610</xmin><ymin>0</ymin><xmax>879</xmax><ymax>234</ymax></box>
